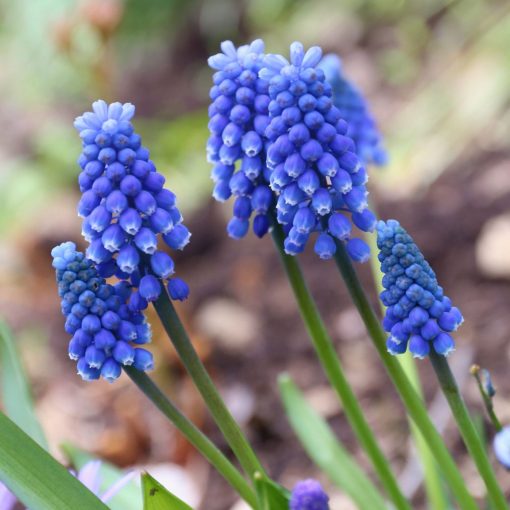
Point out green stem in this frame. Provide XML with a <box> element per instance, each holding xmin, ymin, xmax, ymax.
<box><xmin>271</xmin><ymin>225</ymin><xmax>411</xmax><ymax>510</ymax></box>
<box><xmin>367</xmin><ymin>230</ymin><xmax>449</xmax><ymax>510</ymax></box>
<box><xmin>152</xmin><ymin>286</ymin><xmax>265</xmax><ymax>482</ymax></box>
<box><xmin>471</xmin><ymin>367</ymin><xmax>502</xmax><ymax>432</ymax></box>
<box><xmin>429</xmin><ymin>352</ymin><xmax>507</xmax><ymax>509</ymax></box>
<box><xmin>332</xmin><ymin>242</ymin><xmax>480</xmax><ymax>510</ymax></box>
<box><xmin>124</xmin><ymin>367</ymin><xmax>258</xmax><ymax>509</ymax></box>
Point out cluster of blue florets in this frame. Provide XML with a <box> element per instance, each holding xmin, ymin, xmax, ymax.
<box><xmin>290</xmin><ymin>479</ymin><xmax>330</xmax><ymax>510</ymax></box>
<box><xmin>52</xmin><ymin>242</ymin><xmax>153</xmax><ymax>382</ymax></box>
<box><xmin>377</xmin><ymin>220</ymin><xmax>463</xmax><ymax>358</ymax></box>
<box><xmin>319</xmin><ymin>55</ymin><xmax>387</xmax><ymax>167</ymax></box>
<box><xmin>207</xmin><ymin>41</ymin><xmax>376</xmax><ymax>262</ymax></box>
<box><xmin>259</xmin><ymin>42</ymin><xmax>375</xmax><ymax>261</ymax></box>
<box><xmin>207</xmin><ymin>40</ymin><xmax>273</xmax><ymax>239</ymax></box>
<box><xmin>74</xmin><ymin>100</ymin><xmax>190</xmax><ymax>304</ymax></box>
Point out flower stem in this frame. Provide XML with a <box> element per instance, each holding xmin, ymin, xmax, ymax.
<box><xmin>332</xmin><ymin>242</ymin><xmax>480</xmax><ymax>510</ymax></box>
<box><xmin>124</xmin><ymin>367</ymin><xmax>258</xmax><ymax>509</ymax></box>
<box><xmin>366</xmin><ymin>230</ymin><xmax>449</xmax><ymax>510</ymax></box>
<box><xmin>429</xmin><ymin>352</ymin><xmax>507</xmax><ymax>509</ymax></box>
<box><xmin>152</xmin><ymin>286</ymin><xmax>265</xmax><ymax>483</ymax></box>
<box><xmin>471</xmin><ymin>365</ymin><xmax>502</xmax><ymax>432</ymax></box>
<box><xmin>271</xmin><ymin>225</ymin><xmax>411</xmax><ymax>510</ymax></box>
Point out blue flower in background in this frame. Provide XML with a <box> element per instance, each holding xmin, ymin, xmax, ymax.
<box><xmin>74</xmin><ymin>100</ymin><xmax>190</xmax><ymax>304</ymax></box>
<box><xmin>319</xmin><ymin>54</ymin><xmax>388</xmax><ymax>167</ymax></box>
<box><xmin>290</xmin><ymin>479</ymin><xmax>330</xmax><ymax>510</ymax></box>
<box><xmin>0</xmin><ymin>460</ymin><xmax>135</xmax><ymax>508</ymax></box>
<box><xmin>208</xmin><ymin>40</ymin><xmax>274</xmax><ymax>239</ymax></box>
<box><xmin>494</xmin><ymin>427</ymin><xmax>510</xmax><ymax>469</ymax></box>
<box><xmin>377</xmin><ymin>220</ymin><xmax>463</xmax><ymax>359</ymax></box>
<box><xmin>52</xmin><ymin>241</ymin><xmax>153</xmax><ymax>382</ymax></box>
<box><xmin>259</xmin><ymin>42</ymin><xmax>375</xmax><ymax>261</ymax></box>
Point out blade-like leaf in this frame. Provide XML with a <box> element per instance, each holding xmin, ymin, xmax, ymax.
<box><xmin>279</xmin><ymin>374</ymin><xmax>388</xmax><ymax>510</ymax></box>
<box><xmin>62</xmin><ymin>443</ymin><xmax>142</xmax><ymax>510</ymax></box>
<box><xmin>0</xmin><ymin>411</ymin><xmax>108</xmax><ymax>510</ymax></box>
<box><xmin>254</xmin><ymin>474</ymin><xmax>290</xmax><ymax>510</ymax></box>
<box><xmin>0</xmin><ymin>320</ymin><xmax>47</xmax><ymax>449</ymax></box>
<box><xmin>142</xmin><ymin>472</ymin><xmax>193</xmax><ymax>510</ymax></box>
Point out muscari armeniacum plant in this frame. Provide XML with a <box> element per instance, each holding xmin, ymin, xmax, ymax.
<box><xmin>35</xmin><ymin>42</ymin><xmax>508</xmax><ymax>509</ymax></box>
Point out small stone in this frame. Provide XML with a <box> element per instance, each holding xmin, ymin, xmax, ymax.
<box><xmin>476</xmin><ymin>214</ymin><xmax>510</xmax><ymax>279</ymax></box>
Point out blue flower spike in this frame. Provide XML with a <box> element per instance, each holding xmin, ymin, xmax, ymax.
<box><xmin>52</xmin><ymin>241</ymin><xmax>154</xmax><ymax>382</ymax></box>
<box><xmin>494</xmin><ymin>427</ymin><xmax>510</xmax><ymax>470</ymax></box>
<box><xmin>259</xmin><ymin>42</ymin><xmax>375</xmax><ymax>261</ymax></box>
<box><xmin>208</xmin><ymin>40</ymin><xmax>274</xmax><ymax>239</ymax></box>
<box><xmin>74</xmin><ymin>100</ymin><xmax>190</xmax><ymax>303</ymax></box>
<box><xmin>318</xmin><ymin>54</ymin><xmax>388</xmax><ymax>167</ymax></box>
<box><xmin>290</xmin><ymin>479</ymin><xmax>330</xmax><ymax>510</ymax></box>
<box><xmin>377</xmin><ymin>220</ymin><xmax>463</xmax><ymax>359</ymax></box>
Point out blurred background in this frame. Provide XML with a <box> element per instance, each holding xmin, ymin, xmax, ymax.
<box><xmin>1</xmin><ymin>0</ymin><xmax>510</xmax><ymax>508</ymax></box>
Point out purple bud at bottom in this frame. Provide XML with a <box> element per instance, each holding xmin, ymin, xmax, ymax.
<box><xmin>133</xmin><ymin>348</ymin><xmax>154</xmax><ymax>371</ymax></box>
<box><xmin>290</xmin><ymin>479</ymin><xmax>330</xmax><ymax>510</ymax></box>
<box><xmin>168</xmin><ymin>278</ymin><xmax>189</xmax><ymax>301</ymax></box>
<box><xmin>101</xmin><ymin>358</ymin><xmax>122</xmax><ymax>383</ymax></box>
<box><xmin>139</xmin><ymin>275</ymin><xmax>161</xmax><ymax>302</ymax></box>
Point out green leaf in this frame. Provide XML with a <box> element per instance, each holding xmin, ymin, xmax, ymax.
<box><xmin>0</xmin><ymin>320</ymin><xmax>47</xmax><ymax>449</ymax></box>
<box><xmin>278</xmin><ymin>374</ymin><xmax>388</xmax><ymax>510</ymax></box>
<box><xmin>142</xmin><ymin>472</ymin><xmax>193</xmax><ymax>510</ymax></box>
<box><xmin>62</xmin><ymin>443</ymin><xmax>142</xmax><ymax>510</ymax></box>
<box><xmin>0</xmin><ymin>411</ymin><xmax>108</xmax><ymax>510</ymax></box>
<box><xmin>254</xmin><ymin>474</ymin><xmax>290</xmax><ymax>510</ymax></box>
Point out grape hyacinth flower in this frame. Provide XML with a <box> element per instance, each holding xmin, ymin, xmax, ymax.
<box><xmin>493</xmin><ymin>427</ymin><xmax>510</xmax><ymax>469</ymax></box>
<box><xmin>290</xmin><ymin>479</ymin><xmax>330</xmax><ymax>510</ymax></box>
<box><xmin>318</xmin><ymin>55</ymin><xmax>387</xmax><ymax>167</ymax></box>
<box><xmin>52</xmin><ymin>241</ymin><xmax>153</xmax><ymax>382</ymax></box>
<box><xmin>0</xmin><ymin>461</ymin><xmax>134</xmax><ymax>508</ymax></box>
<box><xmin>377</xmin><ymin>220</ymin><xmax>463</xmax><ymax>359</ymax></box>
<box><xmin>259</xmin><ymin>42</ymin><xmax>375</xmax><ymax>261</ymax></box>
<box><xmin>208</xmin><ymin>40</ymin><xmax>274</xmax><ymax>239</ymax></box>
<box><xmin>74</xmin><ymin>100</ymin><xmax>190</xmax><ymax>304</ymax></box>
